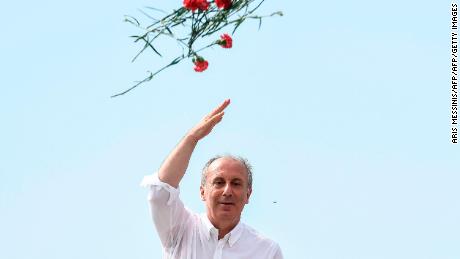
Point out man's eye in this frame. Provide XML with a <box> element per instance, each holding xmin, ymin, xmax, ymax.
<box><xmin>214</xmin><ymin>181</ymin><xmax>224</xmax><ymax>185</ymax></box>
<box><xmin>232</xmin><ymin>182</ymin><xmax>241</xmax><ymax>186</ymax></box>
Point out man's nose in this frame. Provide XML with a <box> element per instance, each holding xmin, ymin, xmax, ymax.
<box><xmin>222</xmin><ymin>183</ymin><xmax>233</xmax><ymax>196</ymax></box>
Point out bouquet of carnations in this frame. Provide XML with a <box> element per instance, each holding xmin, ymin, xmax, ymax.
<box><xmin>112</xmin><ymin>0</ymin><xmax>282</xmax><ymax>97</ymax></box>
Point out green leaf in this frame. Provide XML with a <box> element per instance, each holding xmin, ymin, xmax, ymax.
<box><xmin>144</xmin><ymin>6</ymin><xmax>167</xmax><ymax>14</ymax></box>
<box><xmin>138</xmin><ymin>8</ymin><xmax>159</xmax><ymax>22</ymax></box>
<box><xmin>124</xmin><ymin>15</ymin><xmax>140</xmax><ymax>26</ymax></box>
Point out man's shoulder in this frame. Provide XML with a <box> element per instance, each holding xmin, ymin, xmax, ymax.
<box><xmin>240</xmin><ymin>222</ymin><xmax>280</xmax><ymax>247</ymax></box>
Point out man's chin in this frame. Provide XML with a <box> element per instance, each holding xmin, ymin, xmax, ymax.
<box><xmin>216</xmin><ymin>210</ymin><xmax>238</xmax><ymax>220</ymax></box>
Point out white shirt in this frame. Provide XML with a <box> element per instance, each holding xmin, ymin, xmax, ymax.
<box><xmin>141</xmin><ymin>174</ymin><xmax>284</xmax><ymax>259</ymax></box>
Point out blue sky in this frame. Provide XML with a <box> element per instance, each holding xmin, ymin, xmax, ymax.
<box><xmin>1</xmin><ymin>0</ymin><xmax>458</xmax><ymax>258</ymax></box>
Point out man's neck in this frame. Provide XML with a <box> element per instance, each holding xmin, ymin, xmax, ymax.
<box><xmin>208</xmin><ymin>215</ymin><xmax>240</xmax><ymax>240</ymax></box>
<box><xmin>217</xmin><ymin>223</ymin><xmax>236</xmax><ymax>239</ymax></box>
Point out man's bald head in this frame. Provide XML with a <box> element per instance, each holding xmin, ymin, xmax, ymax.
<box><xmin>200</xmin><ymin>155</ymin><xmax>253</xmax><ymax>189</ymax></box>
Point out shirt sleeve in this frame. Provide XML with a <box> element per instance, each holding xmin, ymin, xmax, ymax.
<box><xmin>140</xmin><ymin>173</ymin><xmax>193</xmax><ymax>249</ymax></box>
<box><xmin>272</xmin><ymin>242</ymin><xmax>284</xmax><ymax>259</ymax></box>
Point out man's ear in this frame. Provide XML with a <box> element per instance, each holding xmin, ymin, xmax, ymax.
<box><xmin>246</xmin><ymin>188</ymin><xmax>252</xmax><ymax>204</ymax></box>
<box><xmin>200</xmin><ymin>186</ymin><xmax>205</xmax><ymax>201</ymax></box>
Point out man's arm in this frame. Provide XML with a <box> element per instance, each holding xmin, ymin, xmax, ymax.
<box><xmin>158</xmin><ymin>99</ymin><xmax>230</xmax><ymax>188</ymax></box>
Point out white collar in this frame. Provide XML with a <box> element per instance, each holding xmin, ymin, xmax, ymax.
<box><xmin>200</xmin><ymin>213</ymin><xmax>244</xmax><ymax>247</ymax></box>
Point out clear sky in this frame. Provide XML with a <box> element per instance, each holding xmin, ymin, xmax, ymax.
<box><xmin>1</xmin><ymin>0</ymin><xmax>458</xmax><ymax>258</ymax></box>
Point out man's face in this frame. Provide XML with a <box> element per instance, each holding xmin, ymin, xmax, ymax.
<box><xmin>200</xmin><ymin>158</ymin><xmax>252</xmax><ymax>225</ymax></box>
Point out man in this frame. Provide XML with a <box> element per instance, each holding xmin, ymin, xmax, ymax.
<box><xmin>141</xmin><ymin>99</ymin><xmax>283</xmax><ymax>259</ymax></box>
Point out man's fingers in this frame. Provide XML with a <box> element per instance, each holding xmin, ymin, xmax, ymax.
<box><xmin>207</xmin><ymin>111</ymin><xmax>224</xmax><ymax>125</ymax></box>
<box><xmin>202</xmin><ymin>111</ymin><xmax>224</xmax><ymax>129</ymax></box>
<box><xmin>213</xmin><ymin>111</ymin><xmax>224</xmax><ymax>122</ymax></box>
<box><xmin>190</xmin><ymin>104</ymin><xmax>226</xmax><ymax>141</ymax></box>
<box><xmin>209</xmin><ymin>99</ymin><xmax>230</xmax><ymax>118</ymax></box>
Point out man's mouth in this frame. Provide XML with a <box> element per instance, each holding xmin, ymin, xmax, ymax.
<box><xmin>219</xmin><ymin>202</ymin><xmax>234</xmax><ymax>205</ymax></box>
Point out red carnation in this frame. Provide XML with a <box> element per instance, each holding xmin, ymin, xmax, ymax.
<box><xmin>215</xmin><ymin>0</ymin><xmax>232</xmax><ymax>9</ymax></box>
<box><xmin>196</xmin><ymin>0</ymin><xmax>209</xmax><ymax>11</ymax></box>
<box><xmin>218</xmin><ymin>33</ymin><xmax>232</xmax><ymax>48</ymax></box>
<box><xmin>183</xmin><ymin>0</ymin><xmax>209</xmax><ymax>11</ymax></box>
<box><xmin>193</xmin><ymin>57</ymin><xmax>209</xmax><ymax>72</ymax></box>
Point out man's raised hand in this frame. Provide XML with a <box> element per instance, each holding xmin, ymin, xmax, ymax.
<box><xmin>187</xmin><ymin>99</ymin><xmax>230</xmax><ymax>143</ymax></box>
<box><xmin>157</xmin><ymin>99</ymin><xmax>230</xmax><ymax>188</ymax></box>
